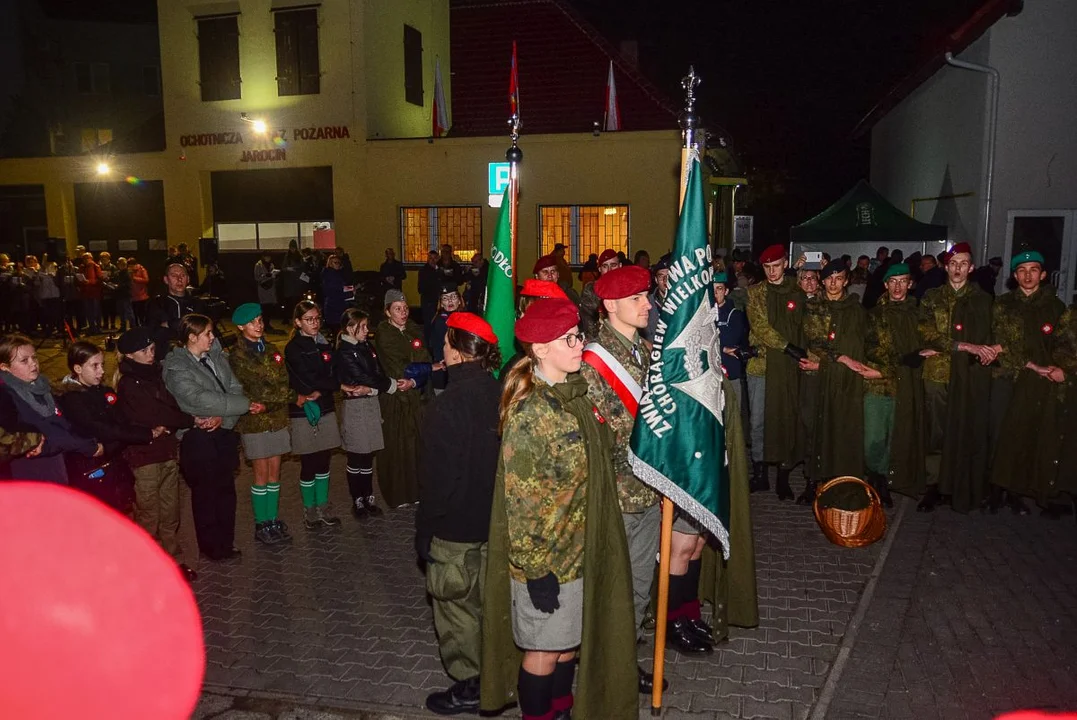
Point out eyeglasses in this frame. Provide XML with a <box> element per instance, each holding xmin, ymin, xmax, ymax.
<box><xmin>559</xmin><ymin>332</ymin><xmax>586</xmax><ymax>348</ymax></box>
<box><xmin>300</xmin><ymin>315</ymin><xmax>322</xmax><ymax>324</ymax></box>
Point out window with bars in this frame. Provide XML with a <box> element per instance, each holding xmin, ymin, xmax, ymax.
<box><xmin>400</xmin><ymin>206</ymin><xmax>482</xmax><ymax>263</ymax></box>
<box><xmin>274</xmin><ymin>8</ymin><xmax>320</xmax><ymax>96</ymax></box>
<box><xmin>538</xmin><ymin>205</ymin><xmax>629</xmax><ymax>264</ymax></box>
<box><xmin>198</xmin><ymin>15</ymin><xmax>241</xmax><ymax>101</ymax></box>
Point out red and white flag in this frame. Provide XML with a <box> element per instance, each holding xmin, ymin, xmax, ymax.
<box><xmin>433</xmin><ymin>58</ymin><xmax>450</xmax><ymax>137</ymax></box>
<box><xmin>509</xmin><ymin>41</ymin><xmax>520</xmax><ymax>120</ymax></box>
<box><xmin>604</xmin><ymin>60</ymin><xmax>621</xmax><ymax>131</ymax></box>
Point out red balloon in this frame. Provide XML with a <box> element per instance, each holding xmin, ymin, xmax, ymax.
<box><xmin>0</xmin><ymin>482</ymin><xmax>204</xmax><ymax>719</ymax></box>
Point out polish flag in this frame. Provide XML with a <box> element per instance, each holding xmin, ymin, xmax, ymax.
<box><xmin>433</xmin><ymin>58</ymin><xmax>450</xmax><ymax>137</ymax></box>
<box><xmin>604</xmin><ymin>60</ymin><xmax>621</xmax><ymax>132</ymax></box>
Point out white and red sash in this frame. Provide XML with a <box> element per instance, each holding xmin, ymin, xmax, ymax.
<box><xmin>581</xmin><ymin>342</ymin><xmax>643</xmax><ymax>415</ymax></box>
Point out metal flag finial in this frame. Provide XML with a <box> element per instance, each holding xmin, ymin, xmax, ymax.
<box><xmin>506</xmin><ymin>112</ymin><xmax>522</xmax><ymax>164</ymax></box>
<box><xmin>679</xmin><ymin>66</ymin><xmax>702</xmax><ymax>151</ymax></box>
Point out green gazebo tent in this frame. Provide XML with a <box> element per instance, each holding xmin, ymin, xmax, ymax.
<box><xmin>790</xmin><ymin>180</ymin><xmax>948</xmax><ymax>256</ymax></box>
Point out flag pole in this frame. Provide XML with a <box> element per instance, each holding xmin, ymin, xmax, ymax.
<box><xmin>652</xmin><ymin>65</ymin><xmax>703</xmax><ymax>716</ymax></box>
<box><xmin>507</xmin><ymin>113</ymin><xmax>521</xmax><ymax>289</ymax></box>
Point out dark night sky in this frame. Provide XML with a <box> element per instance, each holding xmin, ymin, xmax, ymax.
<box><xmin>572</xmin><ymin>0</ymin><xmax>990</xmax><ymax>244</ymax></box>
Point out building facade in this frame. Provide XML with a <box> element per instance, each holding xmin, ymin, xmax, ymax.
<box><xmin>867</xmin><ymin>0</ymin><xmax>1077</xmax><ymax>302</ymax></box>
<box><xmin>0</xmin><ymin>0</ymin><xmax>695</xmax><ymax>305</ymax></box>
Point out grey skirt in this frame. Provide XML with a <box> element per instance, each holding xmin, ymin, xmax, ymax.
<box><xmin>240</xmin><ymin>427</ymin><xmax>291</xmax><ymax>460</ymax></box>
<box><xmin>340</xmin><ymin>396</ymin><xmax>385</xmax><ymax>454</ymax></box>
<box><xmin>289</xmin><ymin>412</ymin><xmax>341</xmax><ymax>455</ymax></box>
<box><xmin>510</xmin><ymin>577</ymin><xmax>583</xmax><ymax>651</ymax></box>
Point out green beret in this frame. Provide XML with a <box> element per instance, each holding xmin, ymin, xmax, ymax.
<box><xmin>883</xmin><ymin>263</ymin><xmax>911</xmax><ymax>281</ymax></box>
<box><xmin>713</xmin><ymin>272</ymin><xmax>728</xmax><ymax>284</ymax></box>
<box><xmin>1010</xmin><ymin>249</ymin><xmax>1045</xmax><ymax>272</ymax></box>
<box><xmin>231</xmin><ymin>302</ymin><xmax>262</xmax><ymax>326</ymax></box>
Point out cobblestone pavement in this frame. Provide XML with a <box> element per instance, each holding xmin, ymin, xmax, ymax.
<box><xmin>29</xmin><ymin>343</ymin><xmax>1077</xmax><ymax>719</ymax></box>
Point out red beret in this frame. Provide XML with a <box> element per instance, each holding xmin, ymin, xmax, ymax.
<box><xmin>948</xmin><ymin>242</ymin><xmax>973</xmax><ymax>258</ymax></box>
<box><xmin>521</xmin><ymin>279</ymin><xmax>569</xmax><ymax>300</ymax></box>
<box><xmin>515</xmin><ymin>298</ymin><xmax>580</xmax><ymax>344</ymax></box>
<box><xmin>446</xmin><ymin>311</ymin><xmax>498</xmax><ymax>345</ymax></box>
<box><xmin>759</xmin><ymin>244</ymin><xmax>787</xmax><ymax>264</ymax></box>
<box><xmin>598</xmin><ymin>249</ymin><xmax>619</xmax><ymax>265</ymax></box>
<box><xmin>594</xmin><ymin>265</ymin><xmax>651</xmax><ymax>299</ymax></box>
<box><xmin>532</xmin><ymin>254</ymin><xmax>558</xmax><ymax>274</ymax></box>
<box><xmin>0</xmin><ymin>483</ymin><xmax>204</xmax><ymax>719</ymax></box>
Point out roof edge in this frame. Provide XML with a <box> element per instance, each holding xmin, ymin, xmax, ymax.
<box><xmin>851</xmin><ymin>0</ymin><xmax>1022</xmax><ymax>139</ymax></box>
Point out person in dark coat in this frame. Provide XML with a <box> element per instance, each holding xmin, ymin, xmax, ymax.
<box><xmin>970</xmin><ymin>256</ymin><xmax>1003</xmax><ymax>297</ymax></box>
<box><xmin>428</xmin><ymin>280</ymin><xmax>461</xmax><ymax>394</ymax></box>
<box><xmin>380</xmin><ymin>248</ymin><xmax>406</xmax><ymax>292</ymax></box>
<box><xmin>115</xmin><ymin>327</ymin><xmax>197</xmax><ymax>581</ymax></box>
<box><xmin>0</xmin><ymin>334</ymin><xmax>101</xmax><ymax>484</ymax></box>
<box><xmin>285</xmin><ymin>300</ymin><xmax>345</xmax><ymax>528</ymax></box>
<box><xmin>320</xmin><ymin>252</ymin><xmax>354</xmax><ymax>339</ymax></box>
<box><xmin>335</xmin><ymin>307</ymin><xmax>400</xmax><ymax>518</ymax></box>
<box><xmin>416</xmin><ymin>312</ymin><xmax>502</xmax><ymax>715</ymax></box>
<box><xmin>418</xmin><ymin>250</ymin><xmax>442</xmax><ymax>347</ymax></box>
<box><xmin>463</xmin><ymin>253</ymin><xmax>488</xmax><ymax>313</ymax></box>
<box><xmin>915</xmin><ymin>253</ymin><xmax>947</xmax><ymax>300</ymax></box>
<box><xmin>145</xmin><ymin>263</ymin><xmax>206</xmax><ymax>359</ymax></box>
<box><xmin>56</xmin><ymin>341</ymin><xmax>154</xmax><ymax>513</ymax></box>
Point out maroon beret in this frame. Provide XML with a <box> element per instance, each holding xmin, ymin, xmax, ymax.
<box><xmin>759</xmin><ymin>244</ymin><xmax>786</xmax><ymax>264</ymax></box>
<box><xmin>521</xmin><ymin>279</ymin><xmax>569</xmax><ymax>300</ymax></box>
<box><xmin>948</xmin><ymin>242</ymin><xmax>973</xmax><ymax>258</ymax></box>
<box><xmin>594</xmin><ymin>265</ymin><xmax>651</xmax><ymax>300</ymax></box>
<box><xmin>598</xmin><ymin>249</ymin><xmax>619</xmax><ymax>265</ymax></box>
<box><xmin>515</xmin><ymin>298</ymin><xmax>580</xmax><ymax>344</ymax></box>
<box><xmin>446</xmin><ymin>311</ymin><xmax>498</xmax><ymax>345</ymax></box>
<box><xmin>532</xmin><ymin>254</ymin><xmax>558</xmax><ymax>274</ymax></box>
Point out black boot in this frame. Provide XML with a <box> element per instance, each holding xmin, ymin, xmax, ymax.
<box><xmin>917</xmin><ymin>485</ymin><xmax>940</xmax><ymax>512</ymax></box>
<box><xmin>775</xmin><ymin>467</ymin><xmax>794</xmax><ymax>501</ymax></box>
<box><xmin>637</xmin><ymin>665</ymin><xmax>669</xmax><ymax>694</ymax></box>
<box><xmin>667</xmin><ymin>617</ymin><xmax>714</xmax><ymax>655</ymax></box>
<box><xmin>796</xmin><ymin>477</ymin><xmax>817</xmax><ymax>506</ymax></box>
<box><xmin>425</xmin><ymin>676</ymin><xmax>480</xmax><ymax>715</ymax></box>
<box><xmin>1007</xmin><ymin>492</ymin><xmax>1030</xmax><ymax>516</ymax></box>
<box><xmin>869</xmin><ymin>473</ymin><xmax>893</xmax><ymax>508</ymax></box>
<box><xmin>750</xmin><ymin>462</ymin><xmax>770</xmax><ymax>493</ymax></box>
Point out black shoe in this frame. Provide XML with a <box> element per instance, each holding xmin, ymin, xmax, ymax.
<box><xmin>1008</xmin><ymin>494</ymin><xmax>1031</xmax><ymax>516</ymax></box>
<box><xmin>425</xmin><ymin>677</ymin><xmax>480</xmax><ymax>715</ymax></box>
<box><xmin>749</xmin><ymin>462</ymin><xmax>770</xmax><ymax>493</ymax></box>
<box><xmin>917</xmin><ymin>486</ymin><xmax>940</xmax><ymax>513</ymax></box>
<box><xmin>271</xmin><ymin>518</ymin><xmax>292</xmax><ymax>542</ymax></box>
<box><xmin>352</xmin><ymin>497</ymin><xmax>369</xmax><ymax>519</ymax></box>
<box><xmin>796</xmin><ymin>477</ymin><xmax>817</xmax><ymax>506</ymax></box>
<box><xmin>667</xmin><ymin>618</ymin><xmax>713</xmax><ymax>655</ymax></box>
<box><xmin>868</xmin><ymin>473</ymin><xmax>893</xmax><ymax>508</ymax></box>
<box><xmin>364</xmin><ymin>495</ymin><xmax>384</xmax><ymax>517</ymax></box>
<box><xmin>683</xmin><ymin>617</ymin><xmax>716</xmax><ymax>646</ymax></box>
<box><xmin>637</xmin><ymin>665</ymin><xmax>668</xmax><ymax>694</ymax></box>
<box><xmin>775</xmin><ymin>467</ymin><xmax>794</xmax><ymax>501</ymax></box>
<box><xmin>254</xmin><ymin>521</ymin><xmax>285</xmax><ymax>545</ymax></box>
<box><xmin>178</xmin><ymin>563</ymin><xmax>198</xmax><ymax>583</ymax></box>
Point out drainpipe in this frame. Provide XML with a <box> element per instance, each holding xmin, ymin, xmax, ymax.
<box><xmin>945</xmin><ymin>52</ymin><xmax>999</xmax><ymax>267</ymax></box>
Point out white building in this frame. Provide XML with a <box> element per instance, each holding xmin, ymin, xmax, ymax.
<box><xmin>862</xmin><ymin>0</ymin><xmax>1077</xmax><ymax>302</ymax></box>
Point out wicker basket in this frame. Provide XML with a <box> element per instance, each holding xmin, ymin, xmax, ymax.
<box><xmin>813</xmin><ymin>476</ymin><xmax>887</xmax><ymax>548</ymax></box>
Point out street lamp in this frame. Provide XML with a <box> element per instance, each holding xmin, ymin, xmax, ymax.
<box><xmin>241</xmin><ymin>113</ymin><xmax>268</xmax><ymax>135</ymax></box>
<box><xmin>96</xmin><ymin>162</ymin><xmax>110</xmax><ymax>176</ymax></box>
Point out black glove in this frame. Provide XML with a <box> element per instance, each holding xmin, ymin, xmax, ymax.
<box><xmin>415</xmin><ymin>533</ymin><xmax>435</xmax><ymax>564</ymax></box>
<box><xmin>899</xmin><ymin>351</ymin><xmax>925</xmax><ymax>369</ymax></box>
<box><xmin>734</xmin><ymin>346</ymin><xmax>759</xmax><ymax>362</ymax></box>
<box><xmin>526</xmin><ymin>572</ymin><xmax>561</xmax><ymax>614</ymax></box>
<box><xmin>783</xmin><ymin>343</ymin><xmax>808</xmax><ymax>361</ymax></box>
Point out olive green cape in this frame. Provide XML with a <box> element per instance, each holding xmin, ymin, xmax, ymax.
<box><xmin>374</xmin><ymin>319</ymin><xmax>431</xmax><ymax>508</ymax></box>
<box><xmin>480</xmin><ymin>374</ymin><xmax>637</xmax><ymax>719</ymax></box>
<box><xmin>991</xmin><ymin>287</ymin><xmax>1067</xmax><ymax>505</ymax></box>
<box><xmin>937</xmin><ymin>284</ymin><xmax>993</xmax><ymax>513</ymax></box>
<box><xmin>868</xmin><ymin>298</ymin><xmax>926</xmax><ymax>498</ymax></box>
<box><xmin>763</xmin><ymin>278</ymin><xmax>805</xmax><ymax>467</ymax></box>
<box><xmin>808</xmin><ymin>294</ymin><xmax>867</xmax><ymax>479</ymax></box>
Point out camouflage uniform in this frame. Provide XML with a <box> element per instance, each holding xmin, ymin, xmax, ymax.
<box><xmin>579</xmin><ymin>320</ymin><xmax>659</xmax><ymax>636</ymax></box>
<box><xmin>228</xmin><ymin>339</ymin><xmax>296</xmax><ymax>435</ymax></box>
<box><xmin>501</xmin><ymin>378</ymin><xmax>592</xmax><ymax>584</ymax></box>
<box><xmin>0</xmin><ymin>425</ymin><xmax>42</xmax><ymax>478</ymax></box>
<box><xmin>989</xmin><ymin>286</ymin><xmax>1066</xmax><ymax>505</ymax></box>
<box><xmin>917</xmin><ymin>282</ymin><xmax>993</xmax><ymax>512</ymax></box>
<box><xmin>1049</xmin><ymin>305</ymin><xmax>1077</xmax><ymax>502</ymax></box>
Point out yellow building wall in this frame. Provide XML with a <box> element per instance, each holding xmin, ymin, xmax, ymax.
<box><xmin>363</xmin><ymin>0</ymin><xmax>450</xmax><ymax>140</ymax></box>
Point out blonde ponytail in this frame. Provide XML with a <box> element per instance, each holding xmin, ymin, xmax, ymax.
<box><xmin>498</xmin><ymin>353</ymin><xmax>535</xmax><ymax>434</ymax></box>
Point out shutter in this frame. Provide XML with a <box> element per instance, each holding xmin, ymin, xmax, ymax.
<box><xmin>274</xmin><ymin>11</ymin><xmax>299</xmax><ymax>96</ymax></box>
<box><xmin>297</xmin><ymin>10</ymin><xmax>320</xmax><ymax>95</ymax></box>
<box><xmin>403</xmin><ymin>24</ymin><xmax>423</xmax><ymax>107</ymax></box>
<box><xmin>198</xmin><ymin>16</ymin><xmax>241</xmax><ymax>101</ymax></box>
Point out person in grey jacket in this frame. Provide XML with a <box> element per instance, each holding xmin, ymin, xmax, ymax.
<box><xmin>162</xmin><ymin>313</ymin><xmax>263</xmax><ymax>563</ymax></box>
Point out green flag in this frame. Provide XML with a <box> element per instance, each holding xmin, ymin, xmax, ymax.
<box><xmin>484</xmin><ymin>187</ymin><xmax>515</xmax><ymax>376</ymax></box>
<box><xmin>628</xmin><ymin>157</ymin><xmax>730</xmax><ymax>555</ymax></box>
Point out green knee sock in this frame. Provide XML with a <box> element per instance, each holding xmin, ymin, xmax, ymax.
<box><xmin>250</xmin><ymin>485</ymin><xmax>268</xmax><ymax>524</ymax></box>
<box><xmin>314</xmin><ymin>472</ymin><xmax>330</xmax><ymax>506</ymax></box>
<box><xmin>299</xmin><ymin>479</ymin><xmax>317</xmax><ymax>508</ymax></box>
<box><xmin>265</xmin><ymin>482</ymin><xmax>281</xmax><ymax>521</ymax></box>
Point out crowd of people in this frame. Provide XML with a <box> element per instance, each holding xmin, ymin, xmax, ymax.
<box><xmin>2</xmin><ymin>235</ymin><xmax>1072</xmax><ymax>720</ymax></box>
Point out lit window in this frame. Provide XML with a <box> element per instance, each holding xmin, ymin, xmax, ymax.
<box><xmin>400</xmin><ymin>206</ymin><xmax>482</xmax><ymax>263</ymax></box>
<box><xmin>215</xmin><ymin>222</ymin><xmax>326</xmax><ymax>252</ymax></box>
<box><xmin>538</xmin><ymin>204</ymin><xmax>629</xmax><ymax>264</ymax></box>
